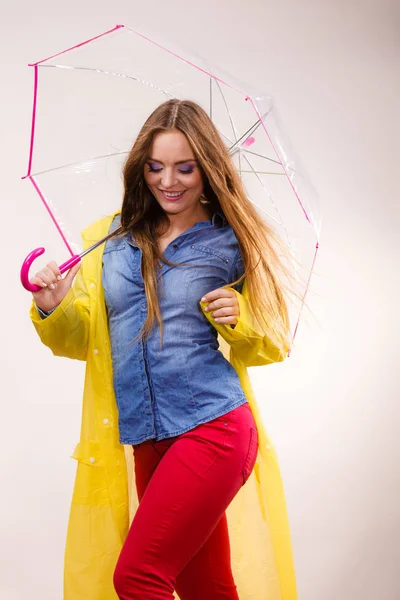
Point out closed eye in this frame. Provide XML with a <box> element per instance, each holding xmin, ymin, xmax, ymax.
<box><xmin>147</xmin><ymin>166</ymin><xmax>195</xmax><ymax>174</ymax></box>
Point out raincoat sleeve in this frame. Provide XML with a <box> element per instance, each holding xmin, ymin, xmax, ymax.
<box><xmin>200</xmin><ymin>280</ymin><xmax>288</xmax><ymax>367</ymax></box>
<box><xmin>29</xmin><ymin>263</ymin><xmax>90</xmax><ymax>361</ymax></box>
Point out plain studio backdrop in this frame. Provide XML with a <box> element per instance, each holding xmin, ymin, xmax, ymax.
<box><xmin>0</xmin><ymin>1</ymin><xmax>398</xmax><ymax>599</ymax></box>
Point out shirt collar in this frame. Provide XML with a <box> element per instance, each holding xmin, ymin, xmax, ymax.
<box><xmin>121</xmin><ymin>208</ymin><xmax>227</xmax><ymax>249</ymax></box>
<box><xmin>116</xmin><ymin>208</ymin><xmax>226</xmax><ymax>229</ymax></box>
<box><xmin>211</xmin><ymin>209</ymin><xmax>227</xmax><ymax>227</ymax></box>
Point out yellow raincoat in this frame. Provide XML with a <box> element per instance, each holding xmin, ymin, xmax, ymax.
<box><xmin>30</xmin><ymin>213</ymin><xmax>298</xmax><ymax>599</ymax></box>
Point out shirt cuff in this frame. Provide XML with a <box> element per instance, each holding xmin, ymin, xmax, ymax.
<box><xmin>36</xmin><ymin>305</ymin><xmax>58</xmax><ymax>319</ymax></box>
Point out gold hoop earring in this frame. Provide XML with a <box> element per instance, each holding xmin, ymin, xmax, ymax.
<box><xmin>199</xmin><ymin>194</ymin><xmax>210</xmax><ymax>204</ymax></box>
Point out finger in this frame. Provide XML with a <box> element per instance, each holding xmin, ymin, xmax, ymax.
<box><xmin>31</xmin><ymin>275</ymin><xmax>48</xmax><ymax>289</ymax></box>
<box><xmin>214</xmin><ymin>316</ymin><xmax>238</xmax><ymax>325</ymax></box>
<box><xmin>201</xmin><ymin>287</ymin><xmax>235</xmax><ymax>303</ymax></box>
<box><xmin>34</xmin><ymin>271</ymin><xmax>55</xmax><ymax>289</ymax></box>
<box><xmin>42</xmin><ymin>266</ymin><xmax>58</xmax><ymax>288</ymax></box>
<box><xmin>211</xmin><ymin>306</ymin><xmax>239</xmax><ymax>319</ymax></box>
<box><xmin>64</xmin><ymin>261</ymin><xmax>81</xmax><ymax>283</ymax></box>
<box><xmin>47</xmin><ymin>261</ymin><xmax>62</xmax><ymax>281</ymax></box>
<box><xmin>205</xmin><ymin>297</ymin><xmax>237</xmax><ymax>312</ymax></box>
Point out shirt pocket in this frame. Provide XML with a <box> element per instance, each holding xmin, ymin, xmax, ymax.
<box><xmin>242</xmin><ymin>426</ymin><xmax>258</xmax><ymax>485</ymax></box>
<box><xmin>103</xmin><ymin>238</ymin><xmax>127</xmax><ymax>255</ymax></box>
<box><xmin>189</xmin><ymin>243</ymin><xmax>232</xmax><ymax>268</ymax></box>
<box><xmin>103</xmin><ymin>239</ymin><xmax>142</xmax><ymax>273</ymax></box>
<box><xmin>182</xmin><ymin>244</ymin><xmax>233</xmax><ymax>309</ymax></box>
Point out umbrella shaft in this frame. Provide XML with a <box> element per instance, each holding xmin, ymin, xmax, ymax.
<box><xmin>79</xmin><ymin>225</ymin><xmax>124</xmax><ymax>259</ymax></box>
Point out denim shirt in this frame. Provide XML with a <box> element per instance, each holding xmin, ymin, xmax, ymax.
<box><xmin>102</xmin><ymin>211</ymin><xmax>247</xmax><ymax>445</ymax></box>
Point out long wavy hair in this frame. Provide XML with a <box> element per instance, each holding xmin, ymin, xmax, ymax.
<box><xmin>116</xmin><ymin>99</ymin><xmax>296</xmax><ymax>355</ymax></box>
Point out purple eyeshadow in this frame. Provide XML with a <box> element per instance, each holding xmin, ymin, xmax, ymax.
<box><xmin>178</xmin><ymin>162</ymin><xmax>196</xmax><ymax>174</ymax></box>
<box><xmin>147</xmin><ymin>160</ymin><xmax>196</xmax><ymax>173</ymax></box>
<box><xmin>148</xmin><ymin>161</ymin><xmax>162</xmax><ymax>170</ymax></box>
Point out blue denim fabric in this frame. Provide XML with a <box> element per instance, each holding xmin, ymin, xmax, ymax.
<box><xmin>102</xmin><ymin>211</ymin><xmax>248</xmax><ymax>445</ymax></box>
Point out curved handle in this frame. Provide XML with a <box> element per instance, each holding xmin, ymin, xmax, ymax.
<box><xmin>21</xmin><ymin>247</ymin><xmax>46</xmax><ymax>292</ymax></box>
<box><xmin>20</xmin><ymin>248</ymin><xmax>81</xmax><ymax>292</ymax></box>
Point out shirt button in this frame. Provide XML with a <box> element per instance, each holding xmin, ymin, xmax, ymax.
<box><xmin>266</xmin><ymin>445</ymin><xmax>271</xmax><ymax>450</ymax></box>
<box><xmin>103</xmin><ymin>418</ymin><xmax>109</xmax><ymax>425</ymax></box>
<box><xmin>90</xmin><ymin>283</ymin><xmax>95</xmax><ymax>288</ymax></box>
<box><xmin>89</xmin><ymin>457</ymin><xmax>96</xmax><ymax>464</ymax></box>
<box><xmin>172</xmin><ymin>244</ymin><xmax>178</xmax><ymax>249</ymax></box>
<box><xmin>93</xmin><ymin>349</ymin><xmax>99</xmax><ymax>355</ymax></box>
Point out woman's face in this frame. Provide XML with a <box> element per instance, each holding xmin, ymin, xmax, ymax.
<box><xmin>144</xmin><ymin>130</ymin><xmax>204</xmax><ymax>217</ymax></box>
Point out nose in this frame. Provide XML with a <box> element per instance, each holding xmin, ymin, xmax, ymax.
<box><xmin>161</xmin><ymin>168</ymin><xmax>178</xmax><ymax>189</ymax></box>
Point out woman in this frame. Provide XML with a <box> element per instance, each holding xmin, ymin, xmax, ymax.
<box><xmin>29</xmin><ymin>100</ymin><xmax>297</xmax><ymax>599</ymax></box>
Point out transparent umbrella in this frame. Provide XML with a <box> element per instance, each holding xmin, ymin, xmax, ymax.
<box><xmin>20</xmin><ymin>23</ymin><xmax>321</xmax><ymax>346</ymax></box>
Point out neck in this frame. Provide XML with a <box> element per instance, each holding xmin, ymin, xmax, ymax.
<box><xmin>165</xmin><ymin>203</ymin><xmax>212</xmax><ymax>234</ymax></box>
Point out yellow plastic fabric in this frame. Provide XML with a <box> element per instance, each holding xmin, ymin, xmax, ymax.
<box><xmin>30</xmin><ymin>213</ymin><xmax>298</xmax><ymax>599</ymax></box>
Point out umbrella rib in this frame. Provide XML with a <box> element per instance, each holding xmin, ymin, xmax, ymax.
<box><xmin>240</xmin><ymin>148</ymin><xmax>284</xmax><ymax>168</ymax></box>
<box><xmin>214</xmin><ymin>79</ymin><xmax>238</xmax><ymax>143</ymax></box>
<box><xmin>220</xmin><ymin>131</ymin><xmax>235</xmax><ymax>146</ymax></box>
<box><xmin>242</xmin><ymin>148</ymin><xmax>299</xmax><ymax>177</ymax></box>
<box><xmin>208</xmin><ymin>80</ymin><xmax>235</xmax><ymax>147</ymax></box>
<box><xmin>238</xmin><ymin>170</ymin><xmax>286</xmax><ymax>176</ymax></box>
<box><xmin>247</xmin><ymin>199</ymin><xmax>285</xmax><ymax>228</ymax></box>
<box><xmin>29</xmin><ymin>151</ymin><xmax>129</xmax><ymax>178</ymax></box>
<box><xmin>39</xmin><ymin>64</ymin><xmax>175</xmax><ymax>98</ymax></box>
<box><xmin>228</xmin><ymin>119</ymin><xmax>263</xmax><ymax>154</ymax></box>
<box><xmin>242</xmin><ymin>154</ymin><xmax>292</xmax><ymax>247</ymax></box>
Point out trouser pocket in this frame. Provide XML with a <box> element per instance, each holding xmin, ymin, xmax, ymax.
<box><xmin>242</xmin><ymin>426</ymin><xmax>258</xmax><ymax>485</ymax></box>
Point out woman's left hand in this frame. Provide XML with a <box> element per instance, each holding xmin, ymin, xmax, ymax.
<box><xmin>201</xmin><ymin>288</ymin><xmax>240</xmax><ymax>326</ymax></box>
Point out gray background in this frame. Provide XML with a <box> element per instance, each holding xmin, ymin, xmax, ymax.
<box><xmin>0</xmin><ymin>1</ymin><xmax>398</xmax><ymax>598</ymax></box>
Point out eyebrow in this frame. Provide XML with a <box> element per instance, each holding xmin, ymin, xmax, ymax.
<box><xmin>147</xmin><ymin>158</ymin><xmax>197</xmax><ymax>165</ymax></box>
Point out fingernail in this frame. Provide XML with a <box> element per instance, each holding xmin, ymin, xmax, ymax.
<box><xmin>49</xmin><ymin>284</ymin><xmax>55</xmax><ymax>290</ymax></box>
<box><xmin>201</xmin><ymin>297</ymin><xmax>206</xmax><ymax>302</ymax></box>
<box><xmin>204</xmin><ymin>307</ymin><xmax>209</xmax><ymax>312</ymax></box>
<box><xmin>214</xmin><ymin>318</ymin><xmax>220</xmax><ymax>322</ymax></box>
<box><xmin>57</xmin><ymin>275</ymin><xmax>62</xmax><ymax>281</ymax></box>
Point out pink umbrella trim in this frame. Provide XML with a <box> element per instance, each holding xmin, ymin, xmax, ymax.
<box><xmin>21</xmin><ymin>24</ymin><xmax>320</xmax><ymax>348</ymax></box>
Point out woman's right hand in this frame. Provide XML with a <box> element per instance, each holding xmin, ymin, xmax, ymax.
<box><xmin>31</xmin><ymin>261</ymin><xmax>82</xmax><ymax>313</ymax></box>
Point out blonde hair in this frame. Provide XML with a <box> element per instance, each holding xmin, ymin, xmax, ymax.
<box><xmin>118</xmin><ymin>99</ymin><xmax>296</xmax><ymax>356</ymax></box>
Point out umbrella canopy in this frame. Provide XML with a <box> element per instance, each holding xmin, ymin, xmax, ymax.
<box><xmin>21</xmin><ymin>23</ymin><xmax>321</xmax><ymax>343</ymax></box>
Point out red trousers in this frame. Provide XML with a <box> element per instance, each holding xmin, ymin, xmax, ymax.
<box><xmin>113</xmin><ymin>402</ymin><xmax>258</xmax><ymax>599</ymax></box>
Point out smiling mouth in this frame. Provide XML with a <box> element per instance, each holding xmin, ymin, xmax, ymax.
<box><xmin>160</xmin><ymin>190</ymin><xmax>186</xmax><ymax>200</ymax></box>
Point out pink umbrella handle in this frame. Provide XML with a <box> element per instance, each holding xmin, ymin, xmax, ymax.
<box><xmin>20</xmin><ymin>248</ymin><xmax>81</xmax><ymax>292</ymax></box>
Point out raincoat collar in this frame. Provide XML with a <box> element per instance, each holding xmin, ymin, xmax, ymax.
<box><xmin>82</xmin><ymin>208</ymin><xmax>227</xmax><ymax>243</ymax></box>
